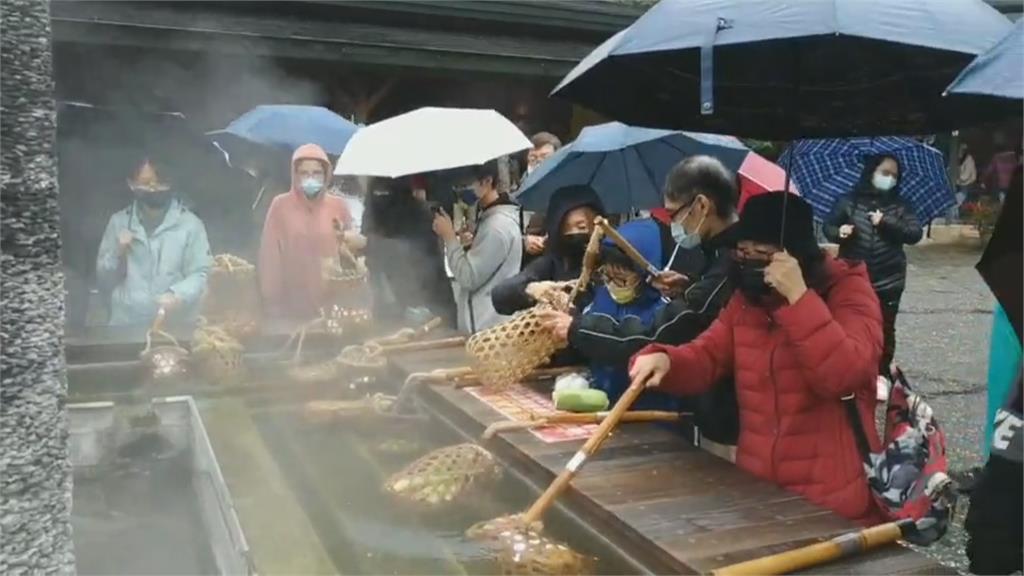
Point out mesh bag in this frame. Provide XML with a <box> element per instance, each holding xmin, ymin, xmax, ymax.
<box><xmin>493</xmin><ymin>529</ymin><xmax>592</xmax><ymax>576</ymax></box>
<box><xmin>139</xmin><ymin>329</ymin><xmax>190</xmax><ymax>381</ymax></box>
<box><xmin>466</xmin><ymin>305</ymin><xmax>566</xmax><ymax>388</ymax></box>
<box><xmin>203</xmin><ymin>254</ymin><xmax>260</xmax><ymax>336</ymax></box>
<box><xmin>384</xmin><ymin>443</ymin><xmax>502</xmax><ymax>508</ymax></box>
<box><xmin>337</xmin><ymin>344</ymin><xmax>388</xmax><ymax>370</ymax></box>
<box><xmin>192</xmin><ymin>322</ymin><xmax>245</xmax><ymax>383</ymax></box>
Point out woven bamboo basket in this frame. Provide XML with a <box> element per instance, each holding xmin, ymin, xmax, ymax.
<box><xmin>203</xmin><ymin>254</ymin><xmax>260</xmax><ymax>337</ymax></box>
<box><xmin>493</xmin><ymin>529</ymin><xmax>593</xmax><ymax>576</ymax></box>
<box><xmin>465</xmin><ymin>304</ymin><xmax>567</xmax><ymax>388</ymax></box>
<box><xmin>321</xmin><ymin>257</ymin><xmax>372</xmax><ymax>336</ymax></box>
<box><xmin>191</xmin><ymin>322</ymin><xmax>245</xmax><ymax>383</ymax></box>
<box><xmin>139</xmin><ymin>329</ymin><xmax>190</xmax><ymax>381</ymax></box>
<box><xmin>383</xmin><ymin>443</ymin><xmax>502</xmax><ymax>509</ymax></box>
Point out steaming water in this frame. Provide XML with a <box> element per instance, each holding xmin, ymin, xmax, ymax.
<box><xmin>254</xmin><ymin>404</ymin><xmax>636</xmax><ymax>575</ymax></box>
<box><xmin>71</xmin><ymin>451</ymin><xmax>218</xmax><ymax>575</ymax></box>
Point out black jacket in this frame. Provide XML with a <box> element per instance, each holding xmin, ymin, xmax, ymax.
<box><xmin>492</xmin><ymin>186</ymin><xmax>604</xmax><ymax>315</ymax></box>
<box><xmin>568</xmin><ymin>223</ymin><xmax>740</xmax><ymax>444</ymax></box>
<box><xmin>823</xmin><ymin>192</ymin><xmax>922</xmax><ymax>294</ymax></box>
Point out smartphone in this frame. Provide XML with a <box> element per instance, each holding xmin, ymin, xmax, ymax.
<box><xmin>425</xmin><ymin>201</ymin><xmax>443</xmax><ymax>215</ymax></box>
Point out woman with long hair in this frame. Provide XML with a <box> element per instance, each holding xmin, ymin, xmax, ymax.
<box><xmin>823</xmin><ymin>155</ymin><xmax>922</xmax><ymax>393</ymax></box>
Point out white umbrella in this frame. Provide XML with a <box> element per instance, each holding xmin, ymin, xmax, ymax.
<box><xmin>334</xmin><ymin>107</ymin><xmax>531</xmax><ymax>178</ymax></box>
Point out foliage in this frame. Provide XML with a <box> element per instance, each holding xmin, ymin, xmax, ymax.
<box><xmin>961</xmin><ymin>197</ymin><xmax>1001</xmax><ymax>241</ymax></box>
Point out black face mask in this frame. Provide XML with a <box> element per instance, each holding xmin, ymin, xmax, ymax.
<box><xmin>136</xmin><ymin>190</ymin><xmax>173</xmax><ymax>209</ymax></box>
<box><xmin>561</xmin><ymin>232</ymin><xmax>590</xmax><ymax>257</ymax></box>
<box><xmin>732</xmin><ymin>259</ymin><xmax>773</xmax><ymax>301</ymax></box>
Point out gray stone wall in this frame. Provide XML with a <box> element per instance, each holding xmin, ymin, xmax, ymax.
<box><xmin>1</xmin><ymin>0</ymin><xmax>75</xmax><ymax>573</ymax></box>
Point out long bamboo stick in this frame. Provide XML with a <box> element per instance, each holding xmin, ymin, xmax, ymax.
<box><xmin>482</xmin><ymin>409</ymin><xmax>682</xmax><ymax>440</ymax></box>
<box><xmin>595</xmin><ymin>217</ymin><xmax>660</xmax><ymax>275</ymax></box>
<box><xmin>710</xmin><ymin>520</ymin><xmax>913</xmax><ymax>576</ymax></box>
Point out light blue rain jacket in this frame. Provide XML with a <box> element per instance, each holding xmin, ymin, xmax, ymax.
<box><xmin>96</xmin><ymin>200</ymin><xmax>211</xmax><ymax>326</ymax></box>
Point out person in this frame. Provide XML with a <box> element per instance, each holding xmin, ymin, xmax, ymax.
<box><xmin>521</xmin><ymin>132</ymin><xmax>564</xmax><ymax>263</ymax></box>
<box><xmin>982</xmin><ymin>142</ymin><xmax>1019</xmax><ymax>202</ymax></box>
<box><xmin>583</xmin><ymin>220</ymin><xmax>671</xmax><ymax>409</ymax></box>
<box><xmin>629</xmin><ymin>192</ymin><xmax>886</xmax><ymax>524</ymax></box>
<box><xmin>539</xmin><ymin>155</ymin><xmax>741</xmax><ymax>448</ymax></box>
<box><xmin>823</xmin><ymin>155</ymin><xmax>922</xmax><ymax>395</ymax></box>
<box><xmin>258</xmin><ymin>143</ymin><xmax>355</xmax><ymax>324</ymax></box>
<box><xmin>363</xmin><ymin>176</ymin><xmax>457</xmax><ymax>327</ymax></box>
<box><xmin>492</xmin><ymin>184</ymin><xmax>604</xmax><ymax>315</ymax></box>
<box><xmin>95</xmin><ymin>158</ymin><xmax>211</xmax><ymax>327</ymax></box>
<box><xmin>433</xmin><ymin>159</ymin><xmax>523</xmax><ymax>333</ymax></box>
<box><xmin>953</xmin><ymin>142</ymin><xmax>977</xmax><ymax>221</ymax></box>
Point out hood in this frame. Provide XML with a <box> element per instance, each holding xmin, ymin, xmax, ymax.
<box><xmin>600</xmin><ymin>219</ymin><xmax>662</xmax><ymax>275</ymax></box>
<box><xmin>545</xmin><ymin>185</ymin><xmax>605</xmax><ymax>256</ymax></box>
<box><xmin>290</xmin><ymin>143</ymin><xmax>333</xmax><ymax>200</ymax></box>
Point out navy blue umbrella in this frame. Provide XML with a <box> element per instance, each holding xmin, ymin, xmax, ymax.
<box><xmin>945</xmin><ymin>19</ymin><xmax>1023</xmax><ymax>101</ymax></box>
<box><xmin>552</xmin><ymin>0</ymin><xmax>1013</xmax><ymax>139</ymax></box>
<box><xmin>778</xmin><ymin>137</ymin><xmax>954</xmax><ymax>222</ymax></box>
<box><xmin>209</xmin><ymin>105</ymin><xmax>359</xmax><ymax>157</ymax></box>
<box><xmin>513</xmin><ymin>122</ymin><xmax>749</xmax><ymax>213</ymax></box>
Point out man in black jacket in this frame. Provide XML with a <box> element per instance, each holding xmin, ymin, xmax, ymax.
<box><xmin>538</xmin><ymin>155</ymin><xmax>740</xmax><ymax>448</ymax></box>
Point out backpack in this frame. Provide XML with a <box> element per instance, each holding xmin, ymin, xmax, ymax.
<box><xmin>843</xmin><ymin>365</ymin><xmax>956</xmax><ymax>545</ymax></box>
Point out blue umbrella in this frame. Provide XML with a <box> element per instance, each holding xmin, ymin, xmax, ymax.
<box><xmin>778</xmin><ymin>137</ymin><xmax>954</xmax><ymax>222</ymax></box>
<box><xmin>208</xmin><ymin>105</ymin><xmax>359</xmax><ymax>157</ymax></box>
<box><xmin>945</xmin><ymin>19</ymin><xmax>1023</xmax><ymax>101</ymax></box>
<box><xmin>551</xmin><ymin>0</ymin><xmax>1013</xmax><ymax>139</ymax></box>
<box><xmin>514</xmin><ymin>122</ymin><xmax>749</xmax><ymax>213</ymax></box>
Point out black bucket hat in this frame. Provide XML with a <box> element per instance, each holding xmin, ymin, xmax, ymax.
<box><xmin>734</xmin><ymin>192</ymin><xmax>819</xmax><ymax>259</ymax></box>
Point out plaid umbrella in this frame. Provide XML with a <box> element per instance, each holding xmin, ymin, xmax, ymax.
<box><xmin>779</xmin><ymin>137</ymin><xmax>955</xmax><ymax>222</ymax></box>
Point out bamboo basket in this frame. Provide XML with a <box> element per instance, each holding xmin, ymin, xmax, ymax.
<box><xmin>321</xmin><ymin>256</ymin><xmax>372</xmax><ymax>336</ymax></box>
<box><xmin>383</xmin><ymin>443</ymin><xmax>502</xmax><ymax>509</ymax></box>
<box><xmin>139</xmin><ymin>328</ymin><xmax>190</xmax><ymax>382</ymax></box>
<box><xmin>202</xmin><ymin>254</ymin><xmax>260</xmax><ymax>338</ymax></box>
<box><xmin>191</xmin><ymin>321</ymin><xmax>245</xmax><ymax>383</ymax></box>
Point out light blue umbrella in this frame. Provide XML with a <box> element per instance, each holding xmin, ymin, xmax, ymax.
<box><xmin>514</xmin><ymin>122</ymin><xmax>749</xmax><ymax>214</ymax></box>
<box><xmin>209</xmin><ymin>105</ymin><xmax>359</xmax><ymax>157</ymax></box>
<box><xmin>779</xmin><ymin>137</ymin><xmax>954</xmax><ymax>222</ymax></box>
<box><xmin>945</xmin><ymin>19</ymin><xmax>1023</xmax><ymax>101</ymax></box>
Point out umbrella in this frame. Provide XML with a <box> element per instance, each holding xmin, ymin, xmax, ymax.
<box><xmin>514</xmin><ymin>122</ymin><xmax>791</xmax><ymax>213</ymax></box>
<box><xmin>976</xmin><ymin>165</ymin><xmax>1022</xmax><ymax>343</ymax></box>
<box><xmin>208</xmin><ymin>105</ymin><xmax>359</xmax><ymax>156</ymax></box>
<box><xmin>551</xmin><ymin>0</ymin><xmax>1013</xmax><ymax>139</ymax></box>
<box><xmin>945</xmin><ymin>19</ymin><xmax>1023</xmax><ymax>103</ymax></box>
<box><xmin>778</xmin><ymin>137</ymin><xmax>954</xmax><ymax>222</ymax></box>
<box><xmin>334</xmin><ymin>107</ymin><xmax>530</xmax><ymax>178</ymax></box>
<box><xmin>737</xmin><ymin>152</ymin><xmax>794</xmax><ymax>212</ymax></box>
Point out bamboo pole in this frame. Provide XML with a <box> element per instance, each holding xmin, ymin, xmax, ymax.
<box><xmin>595</xmin><ymin>217</ymin><xmax>660</xmax><ymax>275</ymax></box>
<box><xmin>482</xmin><ymin>409</ymin><xmax>682</xmax><ymax>440</ymax></box>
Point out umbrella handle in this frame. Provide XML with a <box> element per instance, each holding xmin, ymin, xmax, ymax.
<box><xmin>595</xmin><ymin>217</ymin><xmax>659</xmax><ymax>276</ymax></box>
<box><xmin>710</xmin><ymin>520</ymin><xmax>911</xmax><ymax>576</ymax></box>
<box><xmin>520</xmin><ymin>379</ymin><xmax>647</xmax><ymax>525</ymax></box>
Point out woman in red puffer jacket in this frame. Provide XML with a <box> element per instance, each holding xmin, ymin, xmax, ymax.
<box><xmin>630</xmin><ymin>192</ymin><xmax>887</xmax><ymax>525</ymax></box>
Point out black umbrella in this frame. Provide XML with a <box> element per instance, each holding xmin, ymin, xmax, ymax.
<box><xmin>552</xmin><ymin>0</ymin><xmax>1014</xmax><ymax>139</ymax></box>
<box><xmin>976</xmin><ymin>171</ymin><xmax>1021</xmax><ymax>342</ymax></box>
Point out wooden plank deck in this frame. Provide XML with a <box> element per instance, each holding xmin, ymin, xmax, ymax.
<box><xmin>391</xmin><ymin>346</ymin><xmax>956</xmax><ymax>576</ymax></box>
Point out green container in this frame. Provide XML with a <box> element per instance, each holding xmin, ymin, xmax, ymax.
<box><xmin>553</xmin><ymin>389</ymin><xmax>609</xmax><ymax>413</ymax></box>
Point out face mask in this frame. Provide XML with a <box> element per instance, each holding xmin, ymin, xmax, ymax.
<box><xmin>872</xmin><ymin>172</ymin><xmax>896</xmax><ymax>192</ymax></box>
<box><xmin>301</xmin><ymin>178</ymin><xmax>324</xmax><ymax>198</ymax></box>
<box><xmin>607</xmin><ymin>282</ymin><xmax>638</xmax><ymax>304</ymax></box>
<box><xmin>733</xmin><ymin>259</ymin><xmax>773</xmax><ymax>301</ymax></box>
<box><xmin>670</xmin><ymin>204</ymin><xmax>706</xmax><ymax>249</ymax></box>
<box><xmin>561</xmin><ymin>232</ymin><xmax>590</xmax><ymax>257</ymax></box>
<box><xmin>134</xmin><ymin>188</ymin><xmax>173</xmax><ymax>209</ymax></box>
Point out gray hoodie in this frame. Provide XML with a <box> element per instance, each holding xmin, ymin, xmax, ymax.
<box><xmin>444</xmin><ymin>201</ymin><xmax>522</xmax><ymax>333</ymax></box>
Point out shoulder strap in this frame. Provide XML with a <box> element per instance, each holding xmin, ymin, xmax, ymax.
<box><xmin>843</xmin><ymin>394</ymin><xmax>873</xmax><ymax>463</ymax></box>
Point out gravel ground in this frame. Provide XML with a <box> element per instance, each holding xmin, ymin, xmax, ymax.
<box><xmin>893</xmin><ymin>242</ymin><xmax>994</xmax><ymax>574</ymax></box>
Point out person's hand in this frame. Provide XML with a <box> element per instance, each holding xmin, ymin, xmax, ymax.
<box><xmin>536</xmin><ymin>309</ymin><xmax>573</xmax><ymax>344</ymax></box>
<box><xmin>628</xmin><ymin>352</ymin><xmax>671</xmax><ymax>389</ymax></box>
<box><xmin>156</xmin><ymin>292</ymin><xmax>180</xmax><ymax>311</ymax></box>
<box><xmin>838</xmin><ymin>224</ymin><xmax>854</xmax><ymax>239</ymax></box>
<box><xmin>458</xmin><ymin>229</ymin><xmax>474</xmax><ymax>247</ymax></box>
<box><xmin>869</xmin><ymin>210</ymin><xmax>883</xmax><ymax>227</ymax></box>
<box><xmin>651</xmin><ymin>270</ymin><xmax>689</xmax><ymax>298</ymax></box>
<box><xmin>117</xmin><ymin>230</ymin><xmax>134</xmax><ymax>254</ymax></box>
<box><xmin>764</xmin><ymin>251</ymin><xmax>807</xmax><ymax>305</ymax></box>
<box><xmin>342</xmin><ymin>230</ymin><xmax>367</xmax><ymax>252</ymax></box>
<box><xmin>525</xmin><ymin>234</ymin><xmax>546</xmax><ymax>255</ymax></box>
<box><xmin>432</xmin><ymin>208</ymin><xmax>457</xmax><ymax>242</ymax></box>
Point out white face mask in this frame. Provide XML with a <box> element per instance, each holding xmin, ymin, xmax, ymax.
<box><xmin>872</xmin><ymin>172</ymin><xmax>896</xmax><ymax>191</ymax></box>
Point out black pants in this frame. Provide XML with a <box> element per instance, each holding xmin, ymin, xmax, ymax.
<box><xmin>876</xmin><ymin>288</ymin><xmax>903</xmax><ymax>377</ymax></box>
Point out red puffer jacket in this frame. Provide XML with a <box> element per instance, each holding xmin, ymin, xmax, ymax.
<box><xmin>634</xmin><ymin>256</ymin><xmax>887</xmax><ymax>525</ymax></box>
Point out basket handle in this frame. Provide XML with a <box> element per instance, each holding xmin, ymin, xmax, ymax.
<box><xmin>142</xmin><ymin>308</ymin><xmax>170</xmax><ymax>353</ymax></box>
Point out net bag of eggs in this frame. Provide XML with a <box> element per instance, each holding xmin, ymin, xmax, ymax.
<box><xmin>191</xmin><ymin>322</ymin><xmax>245</xmax><ymax>383</ymax></box>
<box><xmin>321</xmin><ymin>258</ymin><xmax>372</xmax><ymax>336</ymax></box>
<box><xmin>383</xmin><ymin>443</ymin><xmax>502</xmax><ymax>509</ymax></box>
<box><xmin>466</xmin><ymin>303</ymin><xmax>568</xmax><ymax>388</ymax></box>
<box><xmin>494</xmin><ymin>528</ymin><xmax>593</xmax><ymax>576</ymax></box>
<box><xmin>138</xmin><ymin>329</ymin><xmax>190</xmax><ymax>382</ymax></box>
<box><xmin>202</xmin><ymin>254</ymin><xmax>260</xmax><ymax>338</ymax></box>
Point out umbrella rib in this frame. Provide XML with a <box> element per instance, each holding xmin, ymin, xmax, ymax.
<box><xmin>630</xmin><ymin>145</ymin><xmax>663</xmax><ymax>198</ymax></box>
